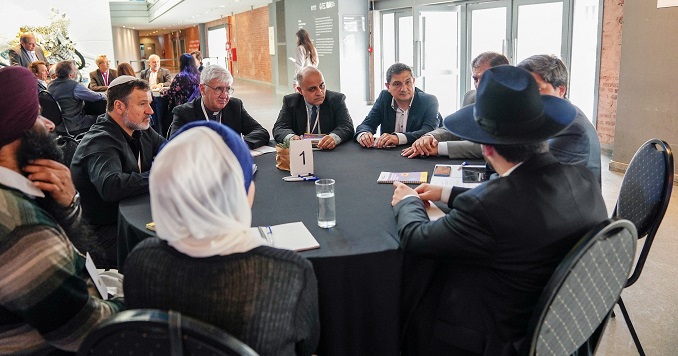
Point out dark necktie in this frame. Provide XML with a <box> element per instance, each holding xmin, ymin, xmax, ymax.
<box><xmin>310</xmin><ymin>105</ymin><xmax>318</xmax><ymax>133</ymax></box>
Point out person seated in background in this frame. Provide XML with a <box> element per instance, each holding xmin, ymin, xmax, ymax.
<box><xmin>391</xmin><ymin>65</ymin><xmax>608</xmax><ymax>355</ymax></box>
<box><xmin>29</xmin><ymin>60</ymin><xmax>49</xmax><ymax>92</ymax></box>
<box><xmin>355</xmin><ymin>63</ymin><xmax>440</xmax><ymax>148</ymax></box>
<box><xmin>0</xmin><ymin>66</ymin><xmax>124</xmax><ymax>355</ymax></box>
<box><xmin>124</xmin><ymin>121</ymin><xmax>319</xmax><ymax>356</ymax></box>
<box><xmin>117</xmin><ymin>62</ymin><xmax>136</xmax><ymax>76</ymax></box>
<box><xmin>8</xmin><ymin>32</ymin><xmax>47</xmax><ymax>67</ymax></box>
<box><xmin>88</xmin><ymin>54</ymin><xmax>118</xmax><ymax>92</ymax></box>
<box><xmin>47</xmin><ymin>60</ymin><xmax>106</xmax><ymax>134</ymax></box>
<box><xmin>163</xmin><ymin>53</ymin><xmax>200</xmax><ymax>110</ymax></box>
<box><xmin>48</xmin><ymin>63</ymin><xmax>57</xmax><ymax>80</ymax></box>
<box><xmin>402</xmin><ymin>51</ymin><xmax>508</xmax><ymax>159</ymax></box>
<box><xmin>170</xmin><ymin>65</ymin><xmax>269</xmax><ymax>148</ymax></box>
<box><xmin>191</xmin><ymin>50</ymin><xmax>204</xmax><ymax>72</ymax></box>
<box><xmin>403</xmin><ymin>54</ymin><xmax>602</xmax><ymax>184</ymax></box>
<box><xmin>272</xmin><ymin>66</ymin><xmax>354</xmax><ymax>150</ymax></box>
<box><xmin>70</xmin><ymin>76</ymin><xmax>165</xmax><ymax>268</ymax></box>
<box><xmin>140</xmin><ymin>54</ymin><xmax>171</xmax><ymax>90</ymax></box>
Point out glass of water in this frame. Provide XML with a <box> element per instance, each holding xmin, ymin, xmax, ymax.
<box><xmin>315</xmin><ymin>179</ymin><xmax>336</xmax><ymax>228</ymax></box>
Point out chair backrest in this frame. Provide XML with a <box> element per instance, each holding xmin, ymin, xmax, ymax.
<box><xmin>521</xmin><ymin>218</ymin><xmax>637</xmax><ymax>356</ymax></box>
<box><xmin>38</xmin><ymin>90</ymin><xmax>64</xmax><ymax>128</ymax></box>
<box><xmin>56</xmin><ymin>135</ymin><xmax>79</xmax><ymax>168</ymax></box>
<box><xmin>77</xmin><ymin>309</ymin><xmax>259</xmax><ymax>356</ymax></box>
<box><xmin>613</xmin><ymin>139</ymin><xmax>673</xmax><ymax>287</ymax></box>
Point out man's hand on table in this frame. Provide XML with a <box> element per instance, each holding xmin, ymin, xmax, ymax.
<box><xmin>358</xmin><ymin>132</ymin><xmax>375</xmax><ymax>148</ymax></box>
<box><xmin>402</xmin><ymin>135</ymin><xmax>438</xmax><ymax>158</ymax></box>
<box><xmin>316</xmin><ymin>135</ymin><xmax>336</xmax><ymax>150</ymax></box>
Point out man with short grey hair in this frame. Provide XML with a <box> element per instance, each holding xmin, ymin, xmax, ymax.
<box><xmin>170</xmin><ymin>65</ymin><xmax>270</xmax><ymax>148</ymax></box>
<box><xmin>139</xmin><ymin>54</ymin><xmax>171</xmax><ymax>89</ymax></box>
<box><xmin>47</xmin><ymin>60</ymin><xmax>106</xmax><ymax>134</ymax></box>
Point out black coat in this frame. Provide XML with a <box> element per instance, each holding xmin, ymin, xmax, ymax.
<box><xmin>272</xmin><ymin>90</ymin><xmax>354</xmax><ymax>144</ymax></box>
<box><xmin>170</xmin><ymin>96</ymin><xmax>270</xmax><ymax>149</ymax></box>
<box><xmin>394</xmin><ymin>152</ymin><xmax>608</xmax><ymax>355</ymax></box>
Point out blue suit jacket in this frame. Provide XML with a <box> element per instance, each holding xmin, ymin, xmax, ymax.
<box><xmin>355</xmin><ymin>88</ymin><xmax>440</xmax><ymax>144</ymax></box>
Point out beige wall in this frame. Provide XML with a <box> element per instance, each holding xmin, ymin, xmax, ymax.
<box><xmin>611</xmin><ymin>2</ymin><xmax>678</xmax><ymax>171</ymax></box>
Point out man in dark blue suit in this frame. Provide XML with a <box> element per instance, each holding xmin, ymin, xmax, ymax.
<box><xmin>391</xmin><ymin>66</ymin><xmax>608</xmax><ymax>355</ymax></box>
<box><xmin>272</xmin><ymin>67</ymin><xmax>354</xmax><ymax>150</ymax></box>
<box><xmin>355</xmin><ymin>63</ymin><xmax>440</xmax><ymax>148</ymax></box>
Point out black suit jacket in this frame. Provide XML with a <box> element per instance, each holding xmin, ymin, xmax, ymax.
<box><xmin>88</xmin><ymin>69</ymin><xmax>118</xmax><ymax>92</ymax></box>
<box><xmin>394</xmin><ymin>153</ymin><xmax>608</xmax><ymax>355</ymax></box>
<box><xmin>170</xmin><ymin>96</ymin><xmax>270</xmax><ymax>149</ymax></box>
<box><xmin>355</xmin><ymin>88</ymin><xmax>440</xmax><ymax>144</ymax></box>
<box><xmin>272</xmin><ymin>90</ymin><xmax>354</xmax><ymax>143</ymax></box>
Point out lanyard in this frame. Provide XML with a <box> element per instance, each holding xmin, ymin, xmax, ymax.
<box><xmin>201</xmin><ymin>99</ymin><xmax>221</xmax><ymax>123</ymax></box>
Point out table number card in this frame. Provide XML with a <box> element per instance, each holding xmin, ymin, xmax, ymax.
<box><xmin>290</xmin><ymin>139</ymin><xmax>314</xmax><ymax>177</ymax></box>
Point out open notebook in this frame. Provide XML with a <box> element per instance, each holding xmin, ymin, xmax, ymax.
<box><xmin>250</xmin><ymin>222</ymin><xmax>320</xmax><ymax>251</ymax></box>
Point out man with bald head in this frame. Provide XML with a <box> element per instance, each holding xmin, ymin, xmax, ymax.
<box><xmin>8</xmin><ymin>32</ymin><xmax>47</xmax><ymax>67</ymax></box>
<box><xmin>272</xmin><ymin>67</ymin><xmax>354</xmax><ymax>150</ymax></box>
<box><xmin>139</xmin><ymin>54</ymin><xmax>171</xmax><ymax>90</ymax></box>
<box><xmin>0</xmin><ymin>66</ymin><xmax>123</xmax><ymax>354</ymax></box>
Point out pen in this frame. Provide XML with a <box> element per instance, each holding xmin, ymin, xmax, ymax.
<box><xmin>257</xmin><ymin>226</ymin><xmax>272</xmax><ymax>245</ymax></box>
<box><xmin>458</xmin><ymin>161</ymin><xmax>468</xmax><ymax>170</ymax></box>
<box><xmin>283</xmin><ymin>176</ymin><xmax>319</xmax><ymax>182</ymax></box>
<box><xmin>266</xmin><ymin>226</ymin><xmax>274</xmax><ymax>246</ymax></box>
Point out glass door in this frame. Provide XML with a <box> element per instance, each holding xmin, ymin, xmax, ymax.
<box><xmin>418</xmin><ymin>4</ymin><xmax>460</xmax><ymax>117</ymax></box>
<box><xmin>512</xmin><ymin>0</ymin><xmax>566</xmax><ymax>63</ymax></box>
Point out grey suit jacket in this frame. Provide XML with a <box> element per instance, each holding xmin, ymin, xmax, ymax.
<box><xmin>8</xmin><ymin>45</ymin><xmax>47</xmax><ymax>67</ymax></box>
<box><xmin>89</xmin><ymin>69</ymin><xmax>118</xmax><ymax>92</ymax></box>
<box><xmin>139</xmin><ymin>67</ymin><xmax>171</xmax><ymax>87</ymax></box>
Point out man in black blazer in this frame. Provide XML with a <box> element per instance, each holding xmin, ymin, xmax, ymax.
<box><xmin>272</xmin><ymin>67</ymin><xmax>354</xmax><ymax>150</ymax></box>
<box><xmin>390</xmin><ymin>66</ymin><xmax>608</xmax><ymax>355</ymax></box>
<box><xmin>170</xmin><ymin>65</ymin><xmax>269</xmax><ymax>148</ymax></box>
<box><xmin>355</xmin><ymin>63</ymin><xmax>440</xmax><ymax>148</ymax></box>
<box><xmin>88</xmin><ymin>55</ymin><xmax>118</xmax><ymax>92</ymax></box>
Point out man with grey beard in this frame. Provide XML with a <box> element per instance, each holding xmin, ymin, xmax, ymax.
<box><xmin>70</xmin><ymin>75</ymin><xmax>165</xmax><ymax>268</ymax></box>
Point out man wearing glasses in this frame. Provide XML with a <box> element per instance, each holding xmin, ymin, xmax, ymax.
<box><xmin>355</xmin><ymin>63</ymin><xmax>441</xmax><ymax>148</ymax></box>
<box><xmin>170</xmin><ymin>65</ymin><xmax>270</xmax><ymax>149</ymax></box>
<box><xmin>273</xmin><ymin>66</ymin><xmax>354</xmax><ymax>150</ymax></box>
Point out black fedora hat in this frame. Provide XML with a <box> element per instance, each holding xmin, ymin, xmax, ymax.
<box><xmin>444</xmin><ymin>65</ymin><xmax>576</xmax><ymax>145</ymax></box>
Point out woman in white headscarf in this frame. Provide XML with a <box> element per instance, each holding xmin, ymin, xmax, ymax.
<box><xmin>123</xmin><ymin>121</ymin><xmax>319</xmax><ymax>356</ymax></box>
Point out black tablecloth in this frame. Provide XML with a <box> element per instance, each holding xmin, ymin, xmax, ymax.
<box><xmin>118</xmin><ymin>141</ymin><xmax>465</xmax><ymax>355</ymax></box>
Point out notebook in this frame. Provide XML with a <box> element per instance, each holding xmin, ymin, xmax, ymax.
<box><xmin>377</xmin><ymin>171</ymin><xmax>428</xmax><ymax>184</ymax></box>
<box><xmin>251</xmin><ymin>222</ymin><xmax>320</xmax><ymax>252</ymax></box>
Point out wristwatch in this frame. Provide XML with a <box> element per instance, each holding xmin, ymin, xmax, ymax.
<box><xmin>68</xmin><ymin>191</ymin><xmax>81</xmax><ymax>210</ymax></box>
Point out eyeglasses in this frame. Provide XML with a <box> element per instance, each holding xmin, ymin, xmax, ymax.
<box><xmin>204</xmin><ymin>84</ymin><xmax>234</xmax><ymax>95</ymax></box>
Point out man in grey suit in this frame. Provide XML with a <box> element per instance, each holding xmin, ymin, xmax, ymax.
<box><xmin>139</xmin><ymin>54</ymin><xmax>171</xmax><ymax>89</ymax></box>
<box><xmin>9</xmin><ymin>33</ymin><xmax>47</xmax><ymax>68</ymax></box>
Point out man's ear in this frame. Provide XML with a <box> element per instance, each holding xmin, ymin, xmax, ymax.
<box><xmin>385</xmin><ymin>82</ymin><xmax>390</xmax><ymax>89</ymax></box>
<box><xmin>557</xmin><ymin>85</ymin><xmax>567</xmax><ymax>98</ymax></box>
<box><xmin>296</xmin><ymin>85</ymin><xmax>303</xmax><ymax>95</ymax></box>
<box><xmin>113</xmin><ymin>100</ymin><xmax>125</xmax><ymax>114</ymax></box>
<box><xmin>481</xmin><ymin>144</ymin><xmax>495</xmax><ymax>158</ymax></box>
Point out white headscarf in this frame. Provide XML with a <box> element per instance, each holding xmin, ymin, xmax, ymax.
<box><xmin>149</xmin><ymin>127</ymin><xmax>264</xmax><ymax>257</ymax></box>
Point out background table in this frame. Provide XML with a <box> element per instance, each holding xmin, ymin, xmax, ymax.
<box><xmin>118</xmin><ymin>141</ymin><xmax>465</xmax><ymax>355</ymax></box>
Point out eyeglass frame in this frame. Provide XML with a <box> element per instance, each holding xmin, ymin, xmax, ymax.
<box><xmin>204</xmin><ymin>84</ymin><xmax>234</xmax><ymax>95</ymax></box>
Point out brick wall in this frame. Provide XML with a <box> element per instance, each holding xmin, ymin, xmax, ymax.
<box><xmin>232</xmin><ymin>6</ymin><xmax>272</xmax><ymax>83</ymax></box>
<box><xmin>596</xmin><ymin>0</ymin><xmax>624</xmax><ymax>150</ymax></box>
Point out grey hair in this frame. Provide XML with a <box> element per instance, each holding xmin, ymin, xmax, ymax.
<box><xmin>517</xmin><ymin>54</ymin><xmax>568</xmax><ymax>94</ymax></box>
<box><xmin>148</xmin><ymin>54</ymin><xmax>160</xmax><ymax>62</ymax></box>
<box><xmin>200</xmin><ymin>65</ymin><xmax>234</xmax><ymax>86</ymax></box>
<box><xmin>55</xmin><ymin>60</ymin><xmax>76</xmax><ymax>79</ymax></box>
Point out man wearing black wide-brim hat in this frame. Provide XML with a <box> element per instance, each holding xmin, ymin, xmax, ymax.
<box><xmin>391</xmin><ymin>66</ymin><xmax>608</xmax><ymax>355</ymax></box>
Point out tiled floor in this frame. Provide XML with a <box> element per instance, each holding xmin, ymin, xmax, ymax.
<box><xmin>234</xmin><ymin>78</ymin><xmax>678</xmax><ymax>355</ymax></box>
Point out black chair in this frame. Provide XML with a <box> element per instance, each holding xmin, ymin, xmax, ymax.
<box><xmin>612</xmin><ymin>138</ymin><xmax>673</xmax><ymax>355</ymax></box>
<box><xmin>521</xmin><ymin>218</ymin><xmax>637</xmax><ymax>356</ymax></box>
<box><xmin>77</xmin><ymin>309</ymin><xmax>259</xmax><ymax>356</ymax></box>
<box><xmin>38</xmin><ymin>90</ymin><xmax>67</xmax><ymax>132</ymax></box>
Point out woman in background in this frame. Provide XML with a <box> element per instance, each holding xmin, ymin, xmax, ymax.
<box><xmin>163</xmin><ymin>53</ymin><xmax>200</xmax><ymax>109</ymax></box>
<box><xmin>295</xmin><ymin>28</ymin><xmax>318</xmax><ymax>73</ymax></box>
<box><xmin>191</xmin><ymin>50</ymin><xmax>204</xmax><ymax>72</ymax></box>
<box><xmin>123</xmin><ymin>121</ymin><xmax>320</xmax><ymax>356</ymax></box>
<box><xmin>116</xmin><ymin>62</ymin><xmax>135</xmax><ymax>77</ymax></box>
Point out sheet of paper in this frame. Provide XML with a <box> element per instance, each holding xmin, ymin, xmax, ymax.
<box><xmin>251</xmin><ymin>222</ymin><xmax>320</xmax><ymax>251</ymax></box>
<box><xmin>428</xmin><ymin>164</ymin><xmax>483</xmax><ymax>189</ymax></box>
<box><xmin>85</xmin><ymin>253</ymin><xmax>108</xmax><ymax>300</ymax></box>
<box><xmin>426</xmin><ymin>201</ymin><xmax>446</xmax><ymax>221</ymax></box>
<box><xmin>250</xmin><ymin>145</ymin><xmax>276</xmax><ymax>157</ymax></box>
